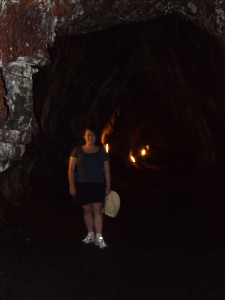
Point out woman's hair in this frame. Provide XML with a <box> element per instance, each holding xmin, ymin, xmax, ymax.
<box><xmin>82</xmin><ymin>127</ymin><xmax>98</xmax><ymax>136</ymax></box>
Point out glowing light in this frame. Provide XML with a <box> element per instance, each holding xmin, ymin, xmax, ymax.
<box><xmin>141</xmin><ymin>149</ymin><xmax>146</xmax><ymax>156</ymax></box>
<box><xmin>129</xmin><ymin>153</ymin><xmax>136</xmax><ymax>163</ymax></box>
<box><xmin>140</xmin><ymin>145</ymin><xmax>150</xmax><ymax>156</ymax></box>
<box><xmin>105</xmin><ymin>143</ymin><xmax>109</xmax><ymax>153</ymax></box>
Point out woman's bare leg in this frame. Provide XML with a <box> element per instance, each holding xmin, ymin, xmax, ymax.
<box><xmin>92</xmin><ymin>203</ymin><xmax>104</xmax><ymax>234</ymax></box>
<box><xmin>82</xmin><ymin>204</ymin><xmax>94</xmax><ymax>232</ymax></box>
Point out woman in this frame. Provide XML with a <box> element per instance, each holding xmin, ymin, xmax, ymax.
<box><xmin>68</xmin><ymin>128</ymin><xmax>111</xmax><ymax>249</ymax></box>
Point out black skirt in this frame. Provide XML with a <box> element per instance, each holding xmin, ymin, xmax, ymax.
<box><xmin>74</xmin><ymin>182</ymin><xmax>105</xmax><ymax>206</ymax></box>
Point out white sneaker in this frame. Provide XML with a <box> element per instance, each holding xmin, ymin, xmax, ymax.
<box><xmin>95</xmin><ymin>236</ymin><xmax>108</xmax><ymax>249</ymax></box>
<box><xmin>82</xmin><ymin>233</ymin><xmax>95</xmax><ymax>244</ymax></box>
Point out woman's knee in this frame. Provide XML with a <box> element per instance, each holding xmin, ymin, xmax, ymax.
<box><xmin>82</xmin><ymin>205</ymin><xmax>92</xmax><ymax>215</ymax></box>
<box><xmin>92</xmin><ymin>203</ymin><xmax>103</xmax><ymax>215</ymax></box>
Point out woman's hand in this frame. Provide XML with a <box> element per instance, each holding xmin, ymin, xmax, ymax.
<box><xmin>69</xmin><ymin>185</ymin><xmax>77</xmax><ymax>197</ymax></box>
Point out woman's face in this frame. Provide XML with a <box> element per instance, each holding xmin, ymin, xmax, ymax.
<box><xmin>84</xmin><ymin>129</ymin><xmax>97</xmax><ymax>145</ymax></box>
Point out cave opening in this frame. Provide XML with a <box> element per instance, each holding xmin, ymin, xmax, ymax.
<box><xmin>32</xmin><ymin>15</ymin><xmax>225</xmax><ymax>200</ymax></box>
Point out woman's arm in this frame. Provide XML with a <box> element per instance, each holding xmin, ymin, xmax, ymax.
<box><xmin>68</xmin><ymin>156</ymin><xmax>77</xmax><ymax>197</ymax></box>
<box><xmin>103</xmin><ymin>160</ymin><xmax>111</xmax><ymax>195</ymax></box>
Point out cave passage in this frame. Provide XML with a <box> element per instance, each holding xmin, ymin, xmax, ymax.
<box><xmin>32</xmin><ymin>15</ymin><xmax>225</xmax><ymax>197</ymax></box>
<box><xmin>2</xmin><ymin>7</ymin><xmax>225</xmax><ymax>300</ymax></box>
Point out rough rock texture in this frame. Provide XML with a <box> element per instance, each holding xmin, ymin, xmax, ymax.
<box><xmin>18</xmin><ymin>16</ymin><xmax>223</xmax><ymax>199</ymax></box>
<box><xmin>1</xmin><ymin>0</ymin><xmax>225</xmax><ymax>171</ymax></box>
<box><xmin>1</xmin><ymin>1</ymin><xmax>225</xmax><ymax>198</ymax></box>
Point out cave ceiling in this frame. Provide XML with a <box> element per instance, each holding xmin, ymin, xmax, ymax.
<box><xmin>1</xmin><ymin>1</ymin><xmax>225</xmax><ymax>198</ymax></box>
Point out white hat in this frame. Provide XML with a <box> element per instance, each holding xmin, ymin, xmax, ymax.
<box><xmin>103</xmin><ymin>191</ymin><xmax>120</xmax><ymax>218</ymax></box>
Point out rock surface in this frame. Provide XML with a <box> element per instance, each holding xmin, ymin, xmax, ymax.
<box><xmin>1</xmin><ymin>1</ymin><xmax>225</xmax><ymax>198</ymax></box>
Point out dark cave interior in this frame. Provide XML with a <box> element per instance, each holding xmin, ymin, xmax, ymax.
<box><xmin>2</xmin><ymin>6</ymin><xmax>225</xmax><ymax>299</ymax></box>
<box><xmin>30</xmin><ymin>15</ymin><xmax>225</xmax><ymax>197</ymax></box>
<box><xmin>1</xmin><ymin>15</ymin><xmax>225</xmax><ymax>242</ymax></box>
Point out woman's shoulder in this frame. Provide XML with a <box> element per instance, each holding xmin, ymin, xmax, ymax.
<box><xmin>70</xmin><ymin>146</ymin><xmax>81</xmax><ymax>157</ymax></box>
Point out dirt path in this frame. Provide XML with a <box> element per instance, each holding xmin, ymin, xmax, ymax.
<box><xmin>0</xmin><ymin>186</ymin><xmax>225</xmax><ymax>300</ymax></box>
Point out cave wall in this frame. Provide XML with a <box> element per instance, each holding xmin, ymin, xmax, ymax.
<box><xmin>2</xmin><ymin>15</ymin><xmax>222</xmax><ymax>201</ymax></box>
<box><xmin>0</xmin><ymin>0</ymin><xmax>225</xmax><ymax>177</ymax></box>
<box><xmin>0</xmin><ymin>0</ymin><xmax>225</xmax><ymax>198</ymax></box>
